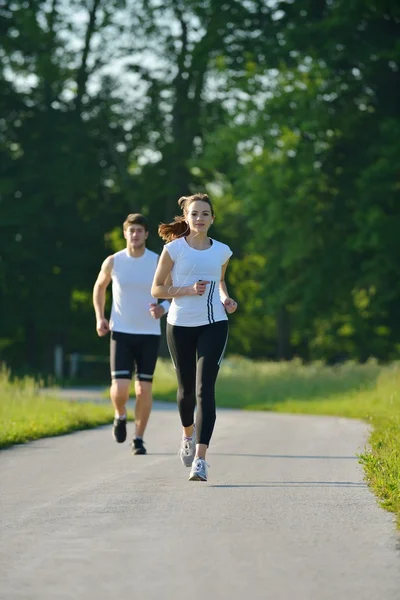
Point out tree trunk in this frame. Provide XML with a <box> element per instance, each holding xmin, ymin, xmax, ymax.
<box><xmin>75</xmin><ymin>0</ymin><xmax>101</xmax><ymax>117</ymax></box>
<box><xmin>43</xmin><ymin>0</ymin><xmax>59</xmax><ymax>109</ymax></box>
<box><xmin>164</xmin><ymin>11</ymin><xmax>216</xmax><ymax>220</ymax></box>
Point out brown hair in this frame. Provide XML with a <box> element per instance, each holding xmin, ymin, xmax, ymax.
<box><xmin>158</xmin><ymin>194</ymin><xmax>214</xmax><ymax>242</ymax></box>
<box><xmin>123</xmin><ymin>213</ymin><xmax>149</xmax><ymax>232</ymax></box>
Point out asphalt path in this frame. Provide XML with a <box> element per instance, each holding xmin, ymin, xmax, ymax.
<box><xmin>1</xmin><ymin>390</ymin><xmax>399</xmax><ymax>600</ymax></box>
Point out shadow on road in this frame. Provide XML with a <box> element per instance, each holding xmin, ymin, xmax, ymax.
<box><xmin>211</xmin><ymin>482</ymin><xmax>367</xmax><ymax>488</ymax></box>
<box><xmin>213</xmin><ymin>453</ymin><xmax>358</xmax><ymax>459</ymax></box>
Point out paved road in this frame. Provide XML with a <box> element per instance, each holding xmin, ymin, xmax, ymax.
<box><xmin>1</xmin><ymin>393</ymin><xmax>399</xmax><ymax>600</ymax></box>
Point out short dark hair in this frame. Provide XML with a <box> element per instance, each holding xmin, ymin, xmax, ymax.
<box><xmin>123</xmin><ymin>213</ymin><xmax>149</xmax><ymax>232</ymax></box>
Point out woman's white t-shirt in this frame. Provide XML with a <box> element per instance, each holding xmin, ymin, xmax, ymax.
<box><xmin>165</xmin><ymin>237</ymin><xmax>232</xmax><ymax>327</ymax></box>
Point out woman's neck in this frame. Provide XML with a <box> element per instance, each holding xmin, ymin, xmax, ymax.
<box><xmin>185</xmin><ymin>232</ymin><xmax>211</xmax><ymax>250</ymax></box>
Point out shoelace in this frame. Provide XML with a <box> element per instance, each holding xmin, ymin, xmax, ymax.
<box><xmin>181</xmin><ymin>435</ymin><xmax>195</xmax><ymax>455</ymax></box>
<box><xmin>182</xmin><ymin>441</ymin><xmax>192</xmax><ymax>455</ymax></box>
<box><xmin>193</xmin><ymin>458</ymin><xmax>209</xmax><ymax>471</ymax></box>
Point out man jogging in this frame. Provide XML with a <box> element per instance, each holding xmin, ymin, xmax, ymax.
<box><xmin>93</xmin><ymin>213</ymin><xmax>169</xmax><ymax>455</ymax></box>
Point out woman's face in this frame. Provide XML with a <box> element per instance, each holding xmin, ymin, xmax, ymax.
<box><xmin>186</xmin><ymin>200</ymin><xmax>213</xmax><ymax>234</ymax></box>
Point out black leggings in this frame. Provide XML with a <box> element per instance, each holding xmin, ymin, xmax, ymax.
<box><xmin>166</xmin><ymin>320</ymin><xmax>229</xmax><ymax>446</ymax></box>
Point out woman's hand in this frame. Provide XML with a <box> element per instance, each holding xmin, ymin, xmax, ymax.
<box><xmin>223</xmin><ymin>298</ymin><xmax>237</xmax><ymax>314</ymax></box>
<box><xmin>191</xmin><ymin>280</ymin><xmax>210</xmax><ymax>296</ymax></box>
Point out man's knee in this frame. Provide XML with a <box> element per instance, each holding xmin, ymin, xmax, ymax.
<box><xmin>111</xmin><ymin>378</ymin><xmax>130</xmax><ymax>399</ymax></box>
<box><xmin>135</xmin><ymin>380</ymin><xmax>152</xmax><ymax>399</ymax></box>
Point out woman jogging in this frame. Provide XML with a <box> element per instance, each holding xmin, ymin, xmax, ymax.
<box><xmin>151</xmin><ymin>193</ymin><xmax>237</xmax><ymax>481</ymax></box>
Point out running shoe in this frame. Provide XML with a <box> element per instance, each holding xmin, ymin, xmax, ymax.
<box><xmin>132</xmin><ymin>438</ymin><xmax>147</xmax><ymax>455</ymax></box>
<box><xmin>179</xmin><ymin>429</ymin><xmax>196</xmax><ymax>467</ymax></box>
<box><xmin>189</xmin><ymin>457</ymin><xmax>209</xmax><ymax>482</ymax></box>
<box><xmin>112</xmin><ymin>418</ymin><xmax>127</xmax><ymax>443</ymax></box>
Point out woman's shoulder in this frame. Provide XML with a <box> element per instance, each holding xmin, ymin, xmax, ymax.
<box><xmin>212</xmin><ymin>238</ymin><xmax>233</xmax><ymax>260</ymax></box>
<box><xmin>165</xmin><ymin>237</ymin><xmax>185</xmax><ymax>247</ymax></box>
<box><xmin>165</xmin><ymin>237</ymin><xmax>184</xmax><ymax>249</ymax></box>
<box><xmin>212</xmin><ymin>238</ymin><xmax>232</xmax><ymax>251</ymax></box>
<box><xmin>164</xmin><ymin>236</ymin><xmax>185</xmax><ymax>260</ymax></box>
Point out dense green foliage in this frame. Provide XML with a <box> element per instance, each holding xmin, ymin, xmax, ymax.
<box><xmin>1</xmin><ymin>1</ymin><xmax>399</xmax><ymax>370</ymax></box>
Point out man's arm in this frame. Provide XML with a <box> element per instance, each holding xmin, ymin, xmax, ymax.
<box><xmin>93</xmin><ymin>256</ymin><xmax>113</xmax><ymax>336</ymax></box>
<box><xmin>149</xmin><ymin>268</ymin><xmax>171</xmax><ymax>320</ymax></box>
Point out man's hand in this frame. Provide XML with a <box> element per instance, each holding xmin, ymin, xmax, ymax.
<box><xmin>223</xmin><ymin>298</ymin><xmax>238</xmax><ymax>314</ymax></box>
<box><xmin>96</xmin><ymin>318</ymin><xmax>110</xmax><ymax>336</ymax></box>
<box><xmin>149</xmin><ymin>303</ymin><xmax>165</xmax><ymax>320</ymax></box>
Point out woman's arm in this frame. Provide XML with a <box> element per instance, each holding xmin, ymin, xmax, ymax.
<box><xmin>219</xmin><ymin>259</ymin><xmax>237</xmax><ymax>314</ymax></box>
<box><xmin>151</xmin><ymin>248</ymin><xmax>209</xmax><ymax>299</ymax></box>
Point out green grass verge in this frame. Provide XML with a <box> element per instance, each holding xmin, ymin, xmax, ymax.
<box><xmin>152</xmin><ymin>357</ymin><xmax>400</xmax><ymax>528</ymax></box>
<box><xmin>0</xmin><ymin>367</ymin><xmax>113</xmax><ymax>449</ymax></box>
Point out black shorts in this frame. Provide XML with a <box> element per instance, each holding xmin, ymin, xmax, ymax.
<box><xmin>110</xmin><ymin>331</ymin><xmax>160</xmax><ymax>381</ymax></box>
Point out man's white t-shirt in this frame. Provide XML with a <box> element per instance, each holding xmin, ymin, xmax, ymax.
<box><xmin>165</xmin><ymin>237</ymin><xmax>233</xmax><ymax>327</ymax></box>
<box><xmin>110</xmin><ymin>249</ymin><xmax>168</xmax><ymax>335</ymax></box>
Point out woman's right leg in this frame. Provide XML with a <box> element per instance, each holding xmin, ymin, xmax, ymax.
<box><xmin>166</xmin><ymin>324</ymin><xmax>197</xmax><ymax>432</ymax></box>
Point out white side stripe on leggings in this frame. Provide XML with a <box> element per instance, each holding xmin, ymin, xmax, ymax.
<box><xmin>218</xmin><ymin>330</ymin><xmax>229</xmax><ymax>366</ymax></box>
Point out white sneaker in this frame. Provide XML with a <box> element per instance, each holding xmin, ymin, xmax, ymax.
<box><xmin>179</xmin><ymin>429</ymin><xmax>196</xmax><ymax>467</ymax></box>
<box><xmin>189</xmin><ymin>457</ymin><xmax>209</xmax><ymax>482</ymax></box>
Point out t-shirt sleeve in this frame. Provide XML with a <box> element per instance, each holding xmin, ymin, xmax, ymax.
<box><xmin>164</xmin><ymin>239</ymin><xmax>179</xmax><ymax>262</ymax></box>
<box><xmin>222</xmin><ymin>244</ymin><xmax>233</xmax><ymax>264</ymax></box>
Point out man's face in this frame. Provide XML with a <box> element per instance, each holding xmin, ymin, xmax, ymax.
<box><xmin>124</xmin><ymin>224</ymin><xmax>148</xmax><ymax>249</ymax></box>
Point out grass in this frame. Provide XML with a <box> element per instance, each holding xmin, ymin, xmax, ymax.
<box><xmin>0</xmin><ymin>366</ymin><xmax>113</xmax><ymax>449</ymax></box>
<box><xmin>152</xmin><ymin>357</ymin><xmax>400</xmax><ymax>528</ymax></box>
<box><xmin>153</xmin><ymin>356</ymin><xmax>383</xmax><ymax>407</ymax></box>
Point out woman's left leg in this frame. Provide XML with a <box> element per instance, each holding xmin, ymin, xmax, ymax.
<box><xmin>195</xmin><ymin>320</ymin><xmax>229</xmax><ymax>453</ymax></box>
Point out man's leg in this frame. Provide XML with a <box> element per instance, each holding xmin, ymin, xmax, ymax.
<box><xmin>110</xmin><ymin>378</ymin><xmax>131</xmax><ymax>443</ymax></box>
<box><xmin>134</xmin><ymin>380</ymin><xmax>152</xmax><ymax>438</ymax></box>
<box><xmin>131</xmin><ymin>334</ymin><xmax>160</xmax><ymax>454</ymax></box>
<box><xmin>110</xmin><ymin>331</ymin><xmax>134</xmax><ymax>443</ymax></box>
<box><xmin>110</xmin><ymin>378</ymin><xmax>130</xmax><ymax>418</ymax></box>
